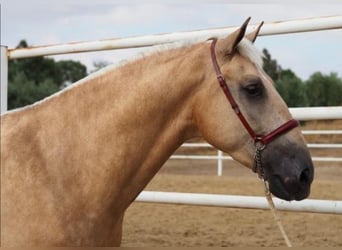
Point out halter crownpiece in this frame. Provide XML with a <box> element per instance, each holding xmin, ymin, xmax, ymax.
<box><xmin>209</xmin><ymin>38</ymin><xmax>299</xmax><ymax>176</ymax></box>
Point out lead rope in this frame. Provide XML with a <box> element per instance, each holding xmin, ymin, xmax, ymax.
<box><xmin>254</xmin><ymin>144</ymin><xmax>293</xmax><ymax>248</ymax></box>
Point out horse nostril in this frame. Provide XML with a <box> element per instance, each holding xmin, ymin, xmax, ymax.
<box><xmin>299</xmin><ymin>168</ymin><xmax>311</xmax><ymax>185</ymax></box>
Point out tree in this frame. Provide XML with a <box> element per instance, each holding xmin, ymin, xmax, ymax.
<box><xmin>9</xmin><ymin>40</ymin><xmax>63</xmax><ymax>86</ymax></box>
<box><xmin>275</xmin><ymin>69</ymin><xmax>308</xmax><ymax>107</ymax></box>
<box><xmin>8</xmin><ymin>72</ymin><xmax>59</xmax><ymax>109</ymax></box>
<box><xmin>262</xmin><ymin>48</ymin><xmax>282</xmax><ymax>81</ymax></box>
<box><xmin>56</xmin><ymin>60</ymin><xmax>87</xmax><ymax>84</ymax></box>
<box><xmin>305</xmin><ymin>72</ymin><xmax>342</xmax><ymax>106</ymax></box>
<box><xmin>91</xmin><ymin>60</ymin><xmax>111</xmax><ymax>73</ymax></box>
<box><xmin>262</xmin><ymin>49</ymin><xmax>308</xmax><ymax>107</ymax></box>
<box><xmin>8</xmin><ymin>40</ymin><xmax>88</xmax><ymax>109</ymax></box>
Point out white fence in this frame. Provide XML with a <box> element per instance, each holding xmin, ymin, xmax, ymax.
<box><xmin>172</xmin><ymin>137</ymin><xmax>342</xmax><ymax>177</ymax></box>
<box><xmin>136</xmin><ymin>191</ymin><xmax>342</xmax><ymax>214</ymax></box>
<box><xmin>1</xmin><ymin>15</ymin><xmax>342</xmax><ymax>214</ymax></box>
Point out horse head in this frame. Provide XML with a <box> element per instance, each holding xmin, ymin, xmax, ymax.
<box><xmin>194</xmin><ymin>18</ymin><xmax>314</xmax><ymax>201</ymax></box>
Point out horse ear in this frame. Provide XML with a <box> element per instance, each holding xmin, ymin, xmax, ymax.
<box><xmin>216</xmin><ymin>17</ymin><xmax>251</xmax><ymax>56</ymax></box>
<box><xmin>246</xmin><ymin>21</ymin><xmax>264</xmax><ymax>43</ymax></box>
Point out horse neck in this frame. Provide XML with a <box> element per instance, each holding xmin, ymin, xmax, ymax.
<box><xmin>2</xmin><ymin>40</ymin><xmax>314</xmax><ymax>245</ymax></box>
<box><xmin>48</xmin><ymin>44</ymin><xmax>206</xmax><ymax>210</ymax></box>
<box><xmin>1</xmin><ymin>44</ymin><xmax>209</xmax><ymax>244</ymax></box>
<box><xmin>106</xmin><ymin>45</ymin><xmax>206</xmax><ymax>204</ymax></box>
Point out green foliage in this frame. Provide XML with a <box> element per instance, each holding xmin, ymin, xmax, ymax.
<box><xmin>305</xmin><ymin>72</ymin><xmax>342</xmax><ymax>107</ymax></box>
<box><xmin>7</xmin><ymin>41</ymin><xmax>342</xmax><ymax>110</ymax></box>
<box><xmin>9</xmin><ymin>57</ymin><xmax>62</xmax><ymax>86</ymax></box>
<box><xmin>262</xmin><ymin>48</ymin><xmax>282</xmax><ymax>81</ymax></box>
<box><xmin>262</xmin><ymin>49</ymin><xmax>342</xmax><ymax>107</ymax></box>
<box><xmin>56</xmin><ymin>60</ymin><xmax>87</xmax><ymax>84</ymax></box>
<box><xmin>275</xmin><ymin>69</ymin><xmax>308</xmax><ymax>107</ymax></box>
<box><xmin>8</xmin><ymin>40</ymin><xmax>87</xmax><ymax>109</ymax></box>
<box><xmin>8</xmin><ymin>72</ymin><xmax>59</xmax><ymax>109</ymax></box>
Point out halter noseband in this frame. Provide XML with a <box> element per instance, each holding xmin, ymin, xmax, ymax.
<box><xmin>210</xmin><ymin>38</ymin><xmax>299</xmax><ymax>177</ymax></box>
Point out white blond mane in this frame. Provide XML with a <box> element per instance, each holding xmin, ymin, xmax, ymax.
<box><xmin>80</xmin><ymin>38</ymin><xmax>263</xmax><ymax>87</ymax></box>
<box><xmin>237</xmin><ymin>38</ymin><xmax>264</xmax><ymax>69</ymax></box>
<box><xmin>3</xmin><ymin>39</ymin><xmax>203</xmax><ymax>115</ymax></box>
<box><xmin>3</xmin><ymin>37</ymin><xmax>263</xmax><ymax>115</ymax></box>
<box><xmin>62</xmin><ymin>38</ymin><xmax>204</xmax><ymax>88</ymax></box>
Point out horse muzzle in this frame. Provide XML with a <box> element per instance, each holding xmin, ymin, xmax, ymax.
<box><xmin>262</xmin><ymin>143</ymin><xmax>314</xmax><ymax>201</ymax></box>
<box><xmin>268</xmin><ymin>170</ymin><xmax>312</xmax><ymax>201</ymax></box>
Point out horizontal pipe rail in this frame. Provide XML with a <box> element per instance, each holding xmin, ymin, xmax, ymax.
<box><xmin>178</xmin><ymin>140</ymin><xmax>342</xmax><ymax>163</ymax></box>
<box><xmin>171</xmin><ymin>155</ymin><xmax>342</xmax><ymax>162</ymax></box>
<box><xmin>289</xmin><ymin>107</ymin><xmax>342</xmax><ymax>120</ymax></box>
<box><xmin>307</xmin><ymin>143</ymin><xmax>342</xmax><ymax>149</ymax></box>
<box><xmin>302</xmin><ymin>130</ymin><xmax>342</xmax><ymax>135</ymax></box>
<box><xmin>8</xmin><ymin>15</ymin><xmax>342</xmax><ymax>59</ymax></box>
<box><xmin>312</xmin><ymin>157</ymin><xmax>342</xmax><ymax>162</ymax></box>
<box><xmin>171</xmin><ymin>155</ymin><xmax>232</xmax><ymax>160</ymax></box>
<box><xmin>181</xmin><ymin>143</ymin><xmax>342</xmax><ymax>149</ymax></box>
<box><xmin>136</xmin><ymin>191</ymin><xmax>342</xmax><ymax>214</ymax></box>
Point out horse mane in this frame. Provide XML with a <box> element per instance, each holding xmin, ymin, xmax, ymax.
<box><xmin>4</xmin><ymin>37</ymin><xmax>263</xmax><ymax>115</ymax></box>
<box><xmin>53</xmin><ymin>39</ymin><xmax>204</xmax><ymax>93</ymax></box>
<box><xmin>79</xmin><ymin>37</ymin><xmax>263</xmax><ymax>86</ymax></box>
<box><xmin>237</xmin><ymin>38</ymin><xmax>264</xmax><ymax>69</ymax></box>
<box><xmin>3</xmin><ymin>39</ymin><xmax>203</xmax><ymax>115</ymax></box>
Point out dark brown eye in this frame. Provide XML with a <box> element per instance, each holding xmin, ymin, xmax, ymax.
<box><xmin>243</xmin><ymin>79</ymin><xmax>263</xmax><ymax>98</ymax></box>
<box><xmin>245</xmin><ymin>84</ymin><xmax>262</xmax><ymax>96</ymax></box>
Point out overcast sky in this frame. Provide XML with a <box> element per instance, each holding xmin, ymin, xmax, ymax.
<box><xmin>1</xmin><ymin>0</ymin><xmax>342</xmax><ymax>80</ymax></box>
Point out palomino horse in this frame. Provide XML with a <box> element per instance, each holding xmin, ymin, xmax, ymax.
<box><xmin>1</xmin><ymin>18</ymin><xmax>313</xmax><ymax>246</ymax></box>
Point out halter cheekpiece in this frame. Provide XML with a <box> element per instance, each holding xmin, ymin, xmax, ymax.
<box><xmin>209</xmin><ymin>38</ymin><xmax>299</xmax><ymax>177</ymax></box>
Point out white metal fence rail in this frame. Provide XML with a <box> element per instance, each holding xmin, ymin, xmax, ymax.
<box><xmin>1</xmin><ymin>15</ymin><xmax>341</xmax><ymax>214</ymax></box>
<box><xmin>5</xmin><ymin>15</ymin><xmax>342</xmax><ymax>60</ymax></box>
<box><xmin>2</xmin><ymin>15</ymin><xmax>342</xmax><ymax>114</ymax></box>
<box><xmin>172</xmin><ymin>140</ymin><xmax>342</xmax><ymax>177</ymax></box>
<box><xmin>136</xmin><ymin>191</ymin><xmax>342</xmax><ymax>214</ymax></box>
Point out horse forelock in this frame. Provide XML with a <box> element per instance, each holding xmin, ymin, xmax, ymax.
<box><xmin>237</xmin><ymin>38</ymin><xmax>263</xmax><ymax>69</ymax></box>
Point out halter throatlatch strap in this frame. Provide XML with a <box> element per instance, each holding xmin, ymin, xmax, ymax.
<box><xmin>210</xmin><ymin>38</ymin><xmax>299</xmax><ymax>147</ymax></box>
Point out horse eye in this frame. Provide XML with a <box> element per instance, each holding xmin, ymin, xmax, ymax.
<box><xmin>244</xmin><ymin>82</ymin><xmax>263</xmax><ymax>97</ymax></box>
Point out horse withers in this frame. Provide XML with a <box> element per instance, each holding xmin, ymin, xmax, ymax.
<box><xmin>0</xmin><ymin>18</ymin><xmax>313</xmax><ymax>246</ymax></box>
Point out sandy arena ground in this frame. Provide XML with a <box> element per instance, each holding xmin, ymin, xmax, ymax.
<box><xmin>122</xmin><ymin>121</ymin><xmax>341</xmax><ymax>247</ymax></box>
<box><xmin>122</xmin><ymin>162</ymin><xmax>342</xmax><ymax>247</ymax></box>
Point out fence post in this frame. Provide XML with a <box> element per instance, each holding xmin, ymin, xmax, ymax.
<box><xmin>217</xmin><ymin>150</ymin><xmax>223</xmax><ymax>176</ymax></box>
<box><xmin>1</xmin><ymin>46</ymin><xmax>8</xmax><ymax>114</ymax></box>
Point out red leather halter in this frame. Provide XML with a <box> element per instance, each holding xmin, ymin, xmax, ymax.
<box><xmin>210</xmin><ymin>38</ymin><xmax>299</xmax><ymax>147</ymax></box>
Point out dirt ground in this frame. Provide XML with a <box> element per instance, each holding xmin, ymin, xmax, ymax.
<box><xmin>122</xmin><ymin>120</ymin><xmax>342</xmax><ymax>247</ymax></box>
<box><xmin>121</xmin><ymin>162</ymin><xmax>342</xmax><ymax>247</ymax></box>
